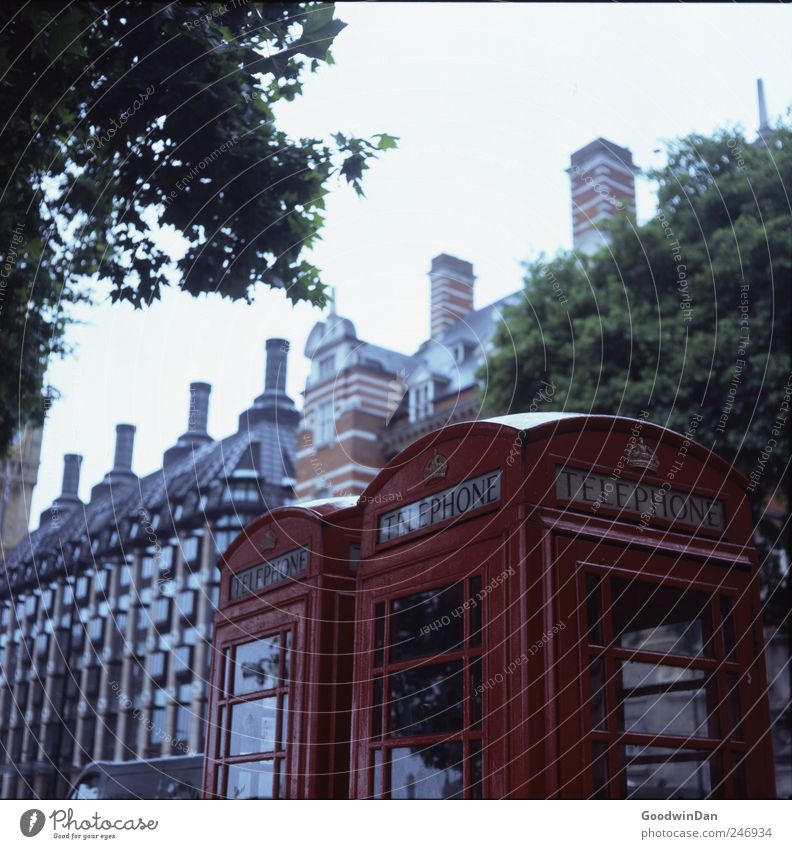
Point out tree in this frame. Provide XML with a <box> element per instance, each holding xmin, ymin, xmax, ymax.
<box><xmin>0</xmin><ymin>2</ymin><xmax>396</xmax><ymax>456</ymax></box>
<box><xmin>484</xmin><ymin>122</ymin><xmax>790</xmax><ymax>515</ymax></box>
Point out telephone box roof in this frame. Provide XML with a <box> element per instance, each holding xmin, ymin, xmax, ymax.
<box><xmin>220</xmin><ymin>496</ymin><xmax>360</xmax><ymax>565</ymax></box>
<box><xmin>295</xmin><ymin>496</ymin><xmax>360</xmax><ymax>514</ymax></box>
<box><xmin>359</xmin><ymin>411</ymin><xmax>746</xmax><ymax>499</ymax></box>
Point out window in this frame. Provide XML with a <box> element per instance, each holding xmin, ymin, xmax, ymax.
<box><xmin>149</xmin><ymin>707</ymin><xmax>166</xmax><ymax>748</ymax></box>
<box><xmin>408</xmin><ymin>383</ymin><xmax>434</xmax><ymax>423</ymax></box>
<box><xmin>212</xmin><ymin>630</ymin><xmax>291</xmax><ymax>799</ymax></box>
<box><xmin>368</xmin><ymin>577</ymin><xmax>483</xmax><ymax>799</ymax></box>
<box><xmin>583</xmin><ymin>573</ymin><xmax>746</xmax><ymax>799</ymax></box>
<box><xmin>181</xmin><ymin>536</ymin><xmax>200</xmax><ymax>566</ymax></box>
<box><xmin>174</xmin><ymin>646</ymin><xmax>192</xmax><ymax>675</ymax></box>
<box><xmin>318</xmin><ymin>354</ymin><xmax>335</xmax><ymax>381</ymax></box>
<box><xmin>178</xmin><ymin>590</ymin><xmax>195</xmax><ymax>619</ymax></box>
<box><xmin>153</xmin><ymin>598</ymin><xmax>171</xmax><ymax>627</ymax></box>
<box><xmin>224</xmin><ymin>481</ymin><xmax>260</xmax><ymax>503</ymax></box>
<box><xmin>315</xmin><ymin>401</ymin><xmax>334</xmax><ymax>446</ymax></box>
<box><xmin>174</xmin><ymin>705</ymin><xmax>191</xmax><ymax>748</ymax></box>
<box><xmin>88</xmin><ymin>618</ymin><xmax>104</xmax><ymax>643</ymax></box>
<box><xmin>149</xmin><ymin>653</ymin><xmax>166</xmax><ymax>678</ymax></box>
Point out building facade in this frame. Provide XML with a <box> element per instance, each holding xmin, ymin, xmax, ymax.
<box><xmin>0</xmin><ymin>340</ymin><xmax>299</xmax><ymax>799</ymax></box>
<box><xmin>296</xmin><ymin>137</ymin><xmax>637</xmax><ymax>500</ymax></box>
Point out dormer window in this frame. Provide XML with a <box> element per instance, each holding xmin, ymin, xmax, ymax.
<box><xmin>318</xmin><ymin>354</ymin><xmax>335</xmax><ymax>381</ymax></box>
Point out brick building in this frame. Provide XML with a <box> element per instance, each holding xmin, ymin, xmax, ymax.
<box><xmin>296</xmin><ymin>138</ymin><xmax>638</xmax><ymax>499</ymax></box>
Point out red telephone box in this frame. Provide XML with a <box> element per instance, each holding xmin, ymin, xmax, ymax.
<box><xmin>350</xmin><ymin>413</ymin><xmax>775</xmax><ymax>799</ymax></box>
<box><xmin>204</xmin><ymin>498</ymin><xmax>361</xmax><ymax>799</ymax></box>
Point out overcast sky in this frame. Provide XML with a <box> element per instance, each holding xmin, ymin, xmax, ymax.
<box><xmin>28</xmin><ymin>2</ymin><xmax>792</xmax><ymax>522</ymax></box>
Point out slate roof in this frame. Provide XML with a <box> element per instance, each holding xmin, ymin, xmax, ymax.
<box><xmin>1</xmin><ymin>419</ymin><xmax>297</xmax><ymax>597</ymax></box>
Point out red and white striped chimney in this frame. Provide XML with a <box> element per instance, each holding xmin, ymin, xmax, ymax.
<box><xmin>429</xmin><ymin>253</ymin><xmax>475</xmax><ymax>339</ymax></box>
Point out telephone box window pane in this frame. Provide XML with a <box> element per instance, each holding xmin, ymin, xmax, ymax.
<box><xmin>589</xmin><ymin>657</ymin><xmax>607</xmax><ymax>730</ymax></box>
<box><xmin>373</xmin><ymin>677</ymin><xmax>383</xmax><ymax>738</ymax></box>
<box><xmin>592</xmin><ymin>741</ymin><xmax>609</xmax><ymax>799</ymax></box>
<box><xmin>277</xmin><ymin>695</ymin><xmax>288</xmax><ymax>751</ymax></box>
<box><xmin>282</xmin><ymin>631</ymin><xmax>291</xmax><ymax>687</ymax></box>
<box><xmin>733</xmin><ymin>752</ymin><xmax>747</xmax><ymax>798</ymax></box>
<box><xmin>389</xmin><ymin>661</ymin><xmax>464</xmax><ymax>737</ymax></box>
<box><xmin>470</xmin><ymin>739</ymin><xmax>483</xmax><ymax>799</ymax></box>
<box><xmin>372</xmin><ymin>749</ymin><xmax>383</xmax><ymax>799</ymax></box>
<box><xmin>469</xmin><ymin>577</ymin><xmax>482</xmax><ymax>648</ymax></box>
<box><xmin>216</xmin><ymin>706</ymin><xmax>225</xmax><ymax>758</ymax></box>
<box><xmin>720</xmin><ymin>597</ymin><xmax>737</xmax><ymax>662</ymax></box>
<box><xmin>228</xmin><ymin>696</ymin><xmax>277</xmax><ymax>756</ymax></box>
<box><xmin>390</xmin><ymin>743</ymin><xmax>464</xmax><ymax>799</ymax></box>
<box><xmin>390</xmin><ymin>583</ymin><xmax>465</xmax><ymax>663</ymax></box>
<box><xmin>470</xmin><ymin>658</ymin><xmax>482</xmax><ymax>729</ymax></box>
<box><xmin>612</xmin><ymin>579</ymin><xmax>713</xmax><ymax>658</ymax></box>
<box><xmin>620</xmin><ymin>745</ymin><xmax>716</xmax><ymax>799</ymax></box>
<box><xmin>373</xmin><ymin>603</ymin><xmax>385</xmax><ymax>668</ymax></box>
<box><xmin>617</xmin><ymin>661</ymin><xmax>717</xmax><ymax>739</ymax></box>
<box><xmin>586</xmin><ymin>574</ymin><xmax>603</xmax><ymax>645</ymax></box>
<box><xmin>233</xmin><ymin>636</ymin><xmax>281</xmax><ymax>694</ymax></box>
<box><xmin>226</xmin><ymin>760</ymin><xmax>276</xmax><ymax>799</ymax></box>
<box><xmin>726</xmin><ymin>673</ymin><xmax>742</xmax><ymax>740</ymax></box>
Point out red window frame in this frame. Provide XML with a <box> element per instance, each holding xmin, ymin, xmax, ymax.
<box><xmin>211</xmin><ymin>627</ymin><xmax>291</xmax><ymax>799</ymax></box>
<box><xmin>578</xmin><ymin>563</ymin><xmax>750</xmax><ymax>799</ymax></box>
<box><xmin>366</xmin><ymin>574</ymin><xmax>485</xmax><ymax>799</ymax></box>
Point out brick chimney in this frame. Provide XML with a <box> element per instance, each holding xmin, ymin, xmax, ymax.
<box><xmin>567</xmin><ymin>137</ymin><xmax>637</xmax><ymax>255</ymax></box>
<box><xmin>429</xmin><ymin>254</ymin><xmax>475</xmax><ymax>339</ymax></box>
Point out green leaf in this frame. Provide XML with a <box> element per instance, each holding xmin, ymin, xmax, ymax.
<box><xmin>375</xmin><ymin>133</ymin><xmax>399</xmax><ymax>151</ymax></box>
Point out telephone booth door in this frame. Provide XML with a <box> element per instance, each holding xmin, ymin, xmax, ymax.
<box><xmin>552</xmin><ymin>538</ymin><xmax>774</xmax><ymax>799</ymax></box>
<box><xmin>352</xmin><ymin>528</ymin><xmax>514</xmax><ymax>800</ymax></box>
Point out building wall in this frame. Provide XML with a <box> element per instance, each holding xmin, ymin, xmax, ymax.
<box><xmin>0</xmin><ymin>427</ymin><xmax>42</xmax><ymax>552</ymax></box>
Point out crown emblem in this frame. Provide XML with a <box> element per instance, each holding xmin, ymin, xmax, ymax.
<box><xmin>424</xmin><ymin>451</ymin><xmax>448</xmax><ymax>483</ymax></box>
<box><xmin>258</xmin><ymin>529</ymin><xmax>277</xmax><ymax>552</ymax></box>
<box><xmin>626</xmin><ymin>438</ymin><xmax>659</xmax><ymax>471</ymax></box>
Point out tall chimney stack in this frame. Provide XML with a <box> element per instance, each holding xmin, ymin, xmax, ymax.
<box><xmin>429</xmin><ymin>254</ymin><xmax>475</xmax><ymax>339</ymax></box>
<box><xmin>187</xmin><ymin>382</ymin><xmax>211</xmax><ymax>435</ymax></box>
<box><xmin>238</xmin><ymin>338</ymin><xmax>299</xmax><ymax>429</ymax></box>
<box><xmin>60</xmin><ymin>454</ymin><xmax>82</xmax><ymax>502</ymax></box>
<box><xmin>757</xmin><ymin>78</ymin><xmax>770</xmax><ymax>135</ymax></box>
<box><xmin>112</xmin><ymin>424</ymin><xmax>136</xmax><ymax>472</ymax></box>
<box><xmin>91</xmin><ymin>423</ymin><xmax>138</xmax><ymax>500</ymax></box>
<box><xmin>164</xmin><ymin>382</ymin><xmax>214</xmax><ymax>466</ymax></box>
<box><xmin>265</xmin><ymin>338</ymin><xmax>289</xmax><ymax>394</ymax></box>
<box><xmin>39</xmin><ymin>453</ymin><xmax>84</xmax><ymax>525</ymax></box>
